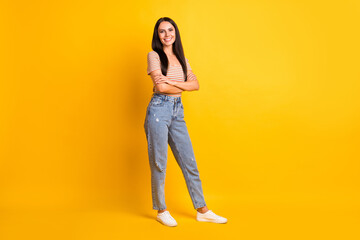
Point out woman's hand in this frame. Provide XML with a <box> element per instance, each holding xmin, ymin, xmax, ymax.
<box><xmin>154</xmin><ymin>75</ymin><xmax>176</xmax><ymax>86</ymax></box>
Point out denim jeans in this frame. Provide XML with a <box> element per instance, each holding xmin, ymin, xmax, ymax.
<box><xmin>144</xmin><ymin>93</ymin><xmax>207</xmax><ymax>210</ymax></box>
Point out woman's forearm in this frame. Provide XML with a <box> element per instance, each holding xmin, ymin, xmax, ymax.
<box><xmin>153</xmin><ymin>72</ymin><xmax>199</xmax><ymax>92</ymax></box>
<box><xmin>155</xmin><ymin>83</ymin><xmax>183</xmax><ymax>94</ymax></box>
<box><xmin>171</xmin><ymin>72</ymin><xmax>199</xmax><ymax>91</ymax></box>
<box><xmin>172</xmin><ymin>80</ymin><xmax>199</xmax><ymax>91</ymax></box>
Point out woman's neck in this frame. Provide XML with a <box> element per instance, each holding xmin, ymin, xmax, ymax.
<box><xmin>163</xmin><ymin>45</ymin><xmax>174</xmax><ymax>56</ymax></box>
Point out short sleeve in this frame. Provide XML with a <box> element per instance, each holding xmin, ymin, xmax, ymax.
<box><xmin>147</xmin><ymin>51</ymin><xmax>161</xmax><ymax>75</ymax></box>
<box><xmin>186</xmin><ymin>57</ymin><xmax>192</xmax><ymax>71</ymax></box>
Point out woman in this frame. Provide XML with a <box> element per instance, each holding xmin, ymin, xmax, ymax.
<box><xmin>144</xmin><ymin>17</ymin><xmax>227</xmax><ymax>227</ymax></box>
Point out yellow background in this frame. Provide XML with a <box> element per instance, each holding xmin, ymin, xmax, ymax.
<box><xmin>1</xmin><ymin>0</ymin><xmax>359</xmax><ymax>239</ymax></box>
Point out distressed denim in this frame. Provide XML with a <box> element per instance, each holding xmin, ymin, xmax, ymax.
<box><xmin>144</xmin><ymin>93</ymin><xmax>207</xmax><ymax>210</ymax></box>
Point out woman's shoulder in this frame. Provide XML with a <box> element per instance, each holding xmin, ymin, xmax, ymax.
<box><xmin>147</xmin><ymin>50</ymin><xmax>159</xmax><ymax>58</ymax></box>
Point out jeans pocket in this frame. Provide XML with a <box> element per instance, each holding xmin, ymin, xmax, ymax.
<box><xmin>150</xmin><ymin>98</ymin><xmax>164</xmax><ymax>107</ymax></box>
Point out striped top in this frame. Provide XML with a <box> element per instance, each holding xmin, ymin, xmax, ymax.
<box><xmin>147</xmin><ymin>51</ymin><xmax>193</xmax><ymax>97</ymax></box>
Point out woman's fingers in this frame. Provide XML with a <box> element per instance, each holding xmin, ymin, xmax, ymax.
<box><xmin>154</xmin><ymin>75</ymin><xmax>164</xmax><ymax>81</ymax></box>
<box><xmin>155</xmin><ymin>76</ymin><xmax>167</xmax><ymax>84</ymax></box>
<box><xmin>154</xmin><ymin>75</ymin><xmax>162</xmax><ymax>84</ymax></box>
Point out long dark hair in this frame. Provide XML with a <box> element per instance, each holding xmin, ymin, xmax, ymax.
<box><xmin>151</xmin><ymin>17</ymin><xmax>188</xmax><ymax>81</ymax></box>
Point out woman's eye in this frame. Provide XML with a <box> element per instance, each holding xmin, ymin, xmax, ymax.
<box><xmin>159</xmin><ymin>29</ymin><xmax>173</xmax><ymax>33</ymax></box>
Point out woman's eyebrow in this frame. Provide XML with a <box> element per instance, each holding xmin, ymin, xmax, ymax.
<box><xmin>159</xmin><ymin>27</ymin><xmax>173</xmax><ymax>30</ymax></box>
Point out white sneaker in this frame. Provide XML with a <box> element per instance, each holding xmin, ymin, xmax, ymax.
<box><xmin>196</xmin><ymin>210</ymin><xmax>228</xmax><ymax>224</ymax></box>
<box><xmin>156</xmin><ymin>211</ymin><xmax>178</xmax><ymax>227</ymax></box>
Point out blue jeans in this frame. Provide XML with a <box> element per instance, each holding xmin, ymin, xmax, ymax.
<box><xmin>144</xmin><ymin>93</ymin><xmax>207</xmax><ymax>210</ymax></box>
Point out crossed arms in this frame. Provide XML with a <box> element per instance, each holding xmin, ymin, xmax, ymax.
<box><xmin>149</xmin><ymin>69</ymin><xmax>199</xmax><ymax>94</ymax></box>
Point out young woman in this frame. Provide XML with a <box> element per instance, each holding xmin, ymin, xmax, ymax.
<box><xmin>144</xmin><ymin>17</ymin><xmax>227</xmax><ymax>227</ymax></box>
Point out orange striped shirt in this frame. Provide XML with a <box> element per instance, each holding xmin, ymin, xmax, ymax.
<box><xmin>147</xmin><ymin>51</ymin><xmax>193</xmax><ymax>97</ymax></box>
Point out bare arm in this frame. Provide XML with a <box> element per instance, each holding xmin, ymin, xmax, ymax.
<box><xmin>149</xmin><ymin>70</ymin><xmax>183</xmax><ymax>94</ymax></box>
<box><xmin>155</xmin><ymin>70</ymin><xmax>200</xmax><ymax>91</ymax></box>
<box><xmin>172</xmin><ymin>71</ymin><xmax>199</xmax><ymax>91</ymax></box>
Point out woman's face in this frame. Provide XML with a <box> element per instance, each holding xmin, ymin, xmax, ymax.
<box><xmin>158</xmin><ymin>21</ymin><xmax>176</xmax><ymax>46</ymax></box>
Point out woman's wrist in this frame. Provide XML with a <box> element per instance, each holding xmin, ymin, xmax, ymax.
<box><xmin>171</xmin><ymin>81</ymin><xmax>178</xmax><ymax>87</ymax></box>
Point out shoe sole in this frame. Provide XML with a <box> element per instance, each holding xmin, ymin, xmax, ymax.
<box><xmin>196</xmin><ymin>218</ymin><xmax>227</xmax><ymax>224</ymax></box>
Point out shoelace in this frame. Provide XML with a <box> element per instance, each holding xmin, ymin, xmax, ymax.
<box><xmin>159</xmin><ymin>212</ymin><xmax>176</xmax><ymax>222</ymax></box>
<box><xmin>199</xmin><ymin>210</ymin><xmax>222</xmax><ymax>219</ymax></box>
<box><xmin>199</xmin><ymin>210</ymin><xmax>213</xmax><ymax>215</ymax></box>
